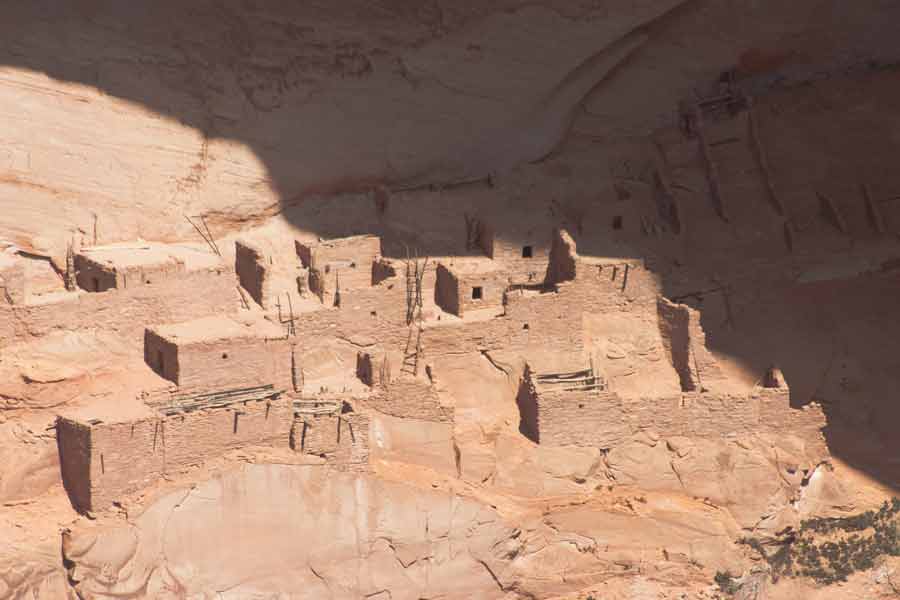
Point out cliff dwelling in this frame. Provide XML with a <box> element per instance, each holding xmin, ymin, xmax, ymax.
<box><xmin>1</xmin><ymin>2</ymin><xmax>900</xmax><ymax>599</ymax></box>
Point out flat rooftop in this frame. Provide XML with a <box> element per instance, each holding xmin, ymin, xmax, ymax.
<box><xmin>526</xmin><ymin>351</ymin><xmax>590</xmax><ymax>376</ymax></box>
<box><xmin>149</xmin><ymin>314</ymin><xmax>285</xmax><ymax>344</ymax></box>
<box><xmin>78</xmin><ymin>242</ymin><xmax>222</xmax><ymax>271</ymax></box>
<box><xmin>439</xmin><ymin>258</ymin><xmax>503</xmax><ymax>275</ymax></box>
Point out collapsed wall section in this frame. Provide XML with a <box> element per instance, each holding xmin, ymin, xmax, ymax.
<box><xmin>365</xmin><ymin>377</ymin><xmax>453</xmax><ymax>423</ymax></box>
<box><xmin>545</xmin><ymin>228</ymin><xmax>578</xmax><ymax>285</ymax></box>
<box><xmin>297</xmin><ymin>235</ymin><xmax>381</xmax><ymax>306</ymax></box>
<box><xmin>656</xmin><ymin>297</ymin><xmax>728</xmax><ymax>392</ymax></box>
<box><xmin>290</xmin><ymin>406</ymin><xmax>370</xmax><ymax>471</ymax></box>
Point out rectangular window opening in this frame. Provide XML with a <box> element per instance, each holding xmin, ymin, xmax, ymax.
<box><xmin>471</xmin><ymin>286</ymin><xmax>483</xmax><ymax>300</ymax></box>
<box><xmin>521</xmin><ymin>245</ymin><xmax>533</xmax><ymax>258</ymax></box>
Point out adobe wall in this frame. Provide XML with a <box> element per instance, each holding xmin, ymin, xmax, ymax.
<box><xmin>434</xmin><ymin>264</ymin><xmax>460</xmax><ymax>315</ymax></box>
<box><xmin>290</xmin><ymin>410</ymin><xmax>370</xmax><ymax>471</ymax></box>
<box><xmin>0</xmin><ymin>258</ymin><xmax>28</xmax><ymax>304</ymax></box>
<box><xmin>235</xmin><ymin>239</ymin><xmax>270</xmax><ymax>308</ymax></box>
<box><xmin>57</xmin><ymin>395</ymin><xmax>294</xmax><ymax>513</ymax></box>
<box><xmin>366</xmin><ymin>378</ymin><xmax>453</xmax><ymax>423</ymax></box>
<box><xmin>0</xmin><ymin>266</ymin><xmax>237</xmax><ymax>351</ymax></box>
<box><xmin>169</xmin><ymin>336</ymin><xmax>293</xmax><ymax>392</ymax></box>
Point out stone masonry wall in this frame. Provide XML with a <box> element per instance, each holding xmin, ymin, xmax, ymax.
<box><xmin>656</xmin><ymin>298</ymin><xmax>696</xmax><ymax>391</ymax></box>
<box><xmin>290</xmin><ymin>410</ymin><xmax>370</xmax><ymax>471</ymax></box>
<box><xmin>74</xmin><ymin>252</ymin><xmax>186</xmax><ymax>292</ymax></box>
<box><xmin>56</xmin><ymin>418</ymin><xmax>93</xmax><ymax>513</ymax></box>
<box><xmin>434</xmin><ymin>263</ymin><xmax>460</xmax><ymax>315</ymax></box>
<box><xmin>163</xmin><ymin>396</ymin><xmax>293</xmax><ymax>468</ymax></box>
<box><xmin>296</xmin><ymin>235</ymin><xmax>380</xmax><ymax>292</ymax></box>
<box><xmin>528</xmin><ymin>386</ymin><xmax>827</xmax><ymax>460</ymax></box>
<box><xmin>171</xmin><ymin>336</ymin><xmax>293</xmax><ymax>392</ymax></box>
<box><xmin>366</xmin><ymin>378</ymin><xmax>453</xmax><ymax>423</ymax></box>
<box><xmin>72</xmin><ymin>254</ymin><xmax>117</xmax><ymax>292</ymax></box>
<box><xmin>144</xmin><ymin>329</ymin><xmax>179</xmax><ymax>382</ymax></box>
<box><xmin>0</xmin><ymin>266</ymin><xmax>236</xmax><ymax>350</ymax></box>
<box><xmin>235</xmin><ymin>239</ymin><xmax>270</xmax><ymax>308</ymax></box>
<box><xmin>535</xmin><ymin>389</ymin><xmax>632</xmax><ymax>448</ymax></box>
<box><xmin>57</xmin><ymin>395</ymin><xmax>294</xmax><ymax>513</ymax></box>
<box><xmin>455</xmin><ymin>269</ymin><xmax>507</xmax><ymax>317</ymax></box>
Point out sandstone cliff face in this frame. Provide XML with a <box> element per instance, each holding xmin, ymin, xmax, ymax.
<box><xmin>2</xmin><ymin>1</ymin><xmax>899</xmax><ymax>259</ymax></box>
<box><xmin>2</xmin><ymin>2</ymin><xmax>900</xmax><ymax>599</ymax></box>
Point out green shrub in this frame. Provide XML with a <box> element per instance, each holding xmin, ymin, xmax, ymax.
<box><xmin>737</xmin><ymin>498</ymin><xmax>899</xmax><ymax>585</ymax></box>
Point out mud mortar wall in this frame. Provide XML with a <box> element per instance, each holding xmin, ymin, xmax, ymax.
<box><xmin>0</xmin><ymin>267</ymin><xmax>236</xmax><ymax>350</ymax></box>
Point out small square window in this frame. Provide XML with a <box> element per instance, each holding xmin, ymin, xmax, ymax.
<box><xmin>522</xmin><ymin>245</ymin><xmax>533</xmax><ymax>258</ymax></box>
<box><xmin>612</xmin><ymin>216</ymin><xmax>623</xmax><ymax>230</ymax></box>
<box><xmin>471</xmin><ymin>286</ymin><xmax>483</xmax><ymax>300</ymax></box>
